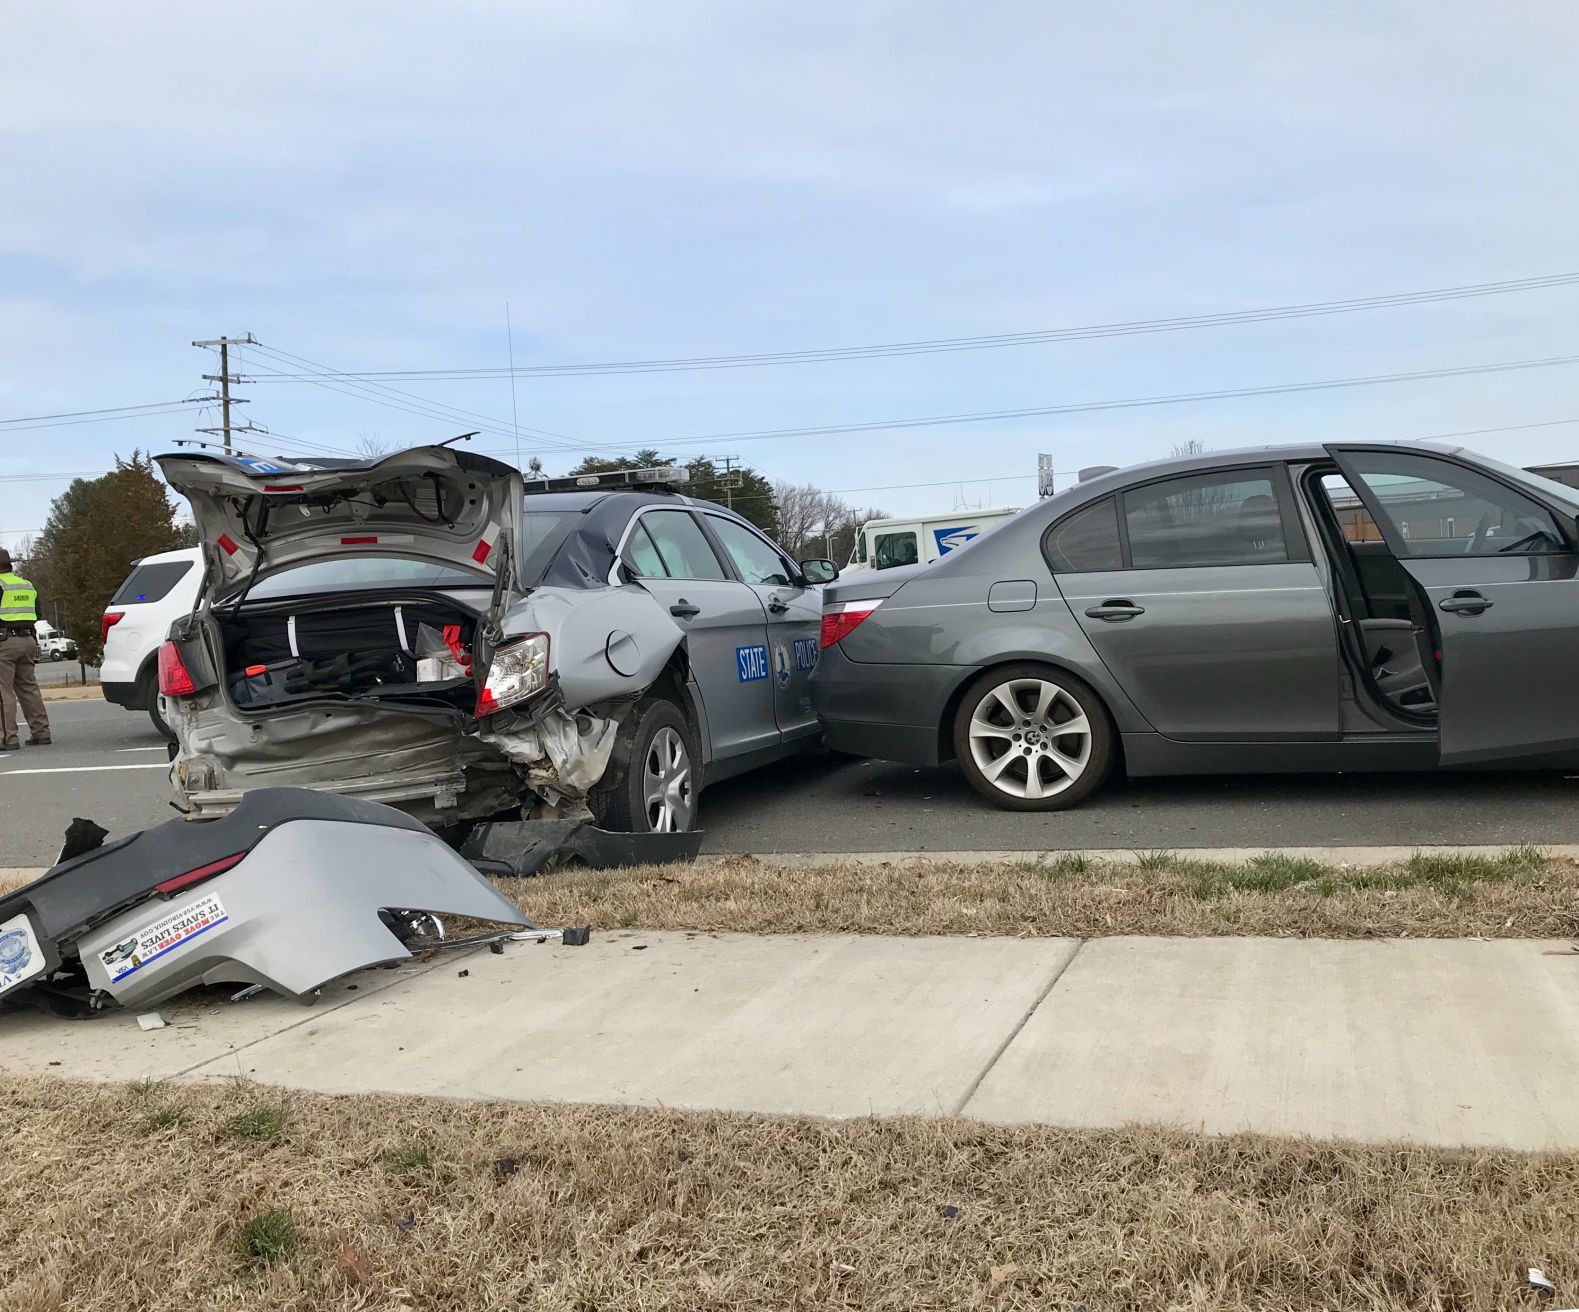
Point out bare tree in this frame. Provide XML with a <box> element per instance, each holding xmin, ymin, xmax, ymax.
<box><xmin>772</xmin><ymin>480</ymin><xmax>889</xmax><ymax>561</ymax></box>
<box><xmin>1171</xmin><ymin>439</ymin><xmax>1209</xmax><ymax>457</ymax></box>
<box><xmin>356</xmin><ymin>432</ymin><xmax>391</xmax><ymax>459</ymax></box>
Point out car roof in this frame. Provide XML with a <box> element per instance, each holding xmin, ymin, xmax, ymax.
<box><xmin>524</xmin><ymin>489</ymin><xmax>697</xmax><ymax>513</ymax></box>
<box><xmin>1066</xmin><ymin>438</ymin><xmax>1469</xmax><ymax>501</ymax></box>
<box><xmin>129</xmin><ymin>546</ymin><xmax>203</xmax><ymax>567</ymax></box>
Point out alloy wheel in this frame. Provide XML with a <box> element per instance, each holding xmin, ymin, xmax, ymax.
<box><xmin>642</xmin><ymin>725</ymin><xmax>694</xmax><ymax>832</ymax></box>
<box><xmin>966</xmin><ymin>677</ymin><xmax>1093</xmax><ymax>801</ymax></box>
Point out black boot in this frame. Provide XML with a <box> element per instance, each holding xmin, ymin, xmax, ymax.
<box><xmin>26</xmin><ymin>735</ymin><xmax>51</xmax><ymax>745</ymax></box>
<box><xmin>0</xmin><ymin>741</ymin><xmax>17</xmax><ymax>752</ymax></box>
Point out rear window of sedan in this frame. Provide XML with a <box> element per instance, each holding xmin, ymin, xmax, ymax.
<box><xmin>246</xmin><ymin>557</ymin><xmax>490</xmax><ymax>598</ymax></box>
<box><xmin>1044</xmin><ymin>498</ymin><xmax>1123</xmax><ymax>571</ymax></box>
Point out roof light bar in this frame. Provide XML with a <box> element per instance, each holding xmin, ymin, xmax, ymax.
<box><xmin>523</xmin><ymin>466</ymin><xmax>688</xmax><ymax>495</ymax></box>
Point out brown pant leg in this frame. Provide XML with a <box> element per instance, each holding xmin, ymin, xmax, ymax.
<box><xmin>0</xmin><ymin>637</ymin><xmax>20</xmax><ymax>743</ymax></box>
<box><xmin>11</xmin><ymin>639</ymin><xmax>49</xmax><ymax>739</ymax></box>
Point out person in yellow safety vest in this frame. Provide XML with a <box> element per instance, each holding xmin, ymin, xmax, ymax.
<box><xmin>0</xmin><ymin>547</ymin><xmax>52</xmax><ymax>750</ymax></box>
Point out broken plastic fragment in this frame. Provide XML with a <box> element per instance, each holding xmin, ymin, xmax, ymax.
<box><xmin>136</xmin><ymin>1012</ymin><xmax>166</xmax><ymax>1031</ymax></box>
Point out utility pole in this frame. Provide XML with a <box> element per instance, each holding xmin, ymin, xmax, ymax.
<box><xmin>718</xmin><ymin>454</ymin><xmax>744</xmax><ymax>510</ymax></box>
<box><xmin>193</xmin><ymin>333</ymin><xmax>257</xmax><ymax>454</ymax></box>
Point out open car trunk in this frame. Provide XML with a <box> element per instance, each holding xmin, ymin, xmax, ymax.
<box><xmin>154</xmin><ymin>444</ymin><xmax>525</xmax><ymax>599</ymax></box>
<box><xmin>214</xmin><ymin>594</ymin><xmax>483</xmax><ymax>715</ymax></box>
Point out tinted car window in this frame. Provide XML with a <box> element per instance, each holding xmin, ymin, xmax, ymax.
<box><xmin>1339</xmin><ymin>452</ymin><xmax>1564</xmax><ymax>557</ymax></box>
<box><xmin>1045</xmin><ymin>498</ymin><xmax>1122</xmax><ymax>571</ymax></box>
<box><xmin>110</xmin><ymin>560</ymin><xmax>194</xmax><ymax>605</ymax></box>
<box><xmin>247</xmin><ymin>557</ymin><xmax>488</xmax><ymax>598</ymax></box>
<box><xmin>1124</xmin><ymin>471</ymin><xmax>1288</xmax><ymax>568</ymax></box>
<box><xmin>639</xmin><ymin>510</ymin><xmax>728</xmax><ymax>580</ymax></box>
<box><xmin>708</xmin><ymin>516</ymin><xmax>793</xmax><ymax>585</ymax></box>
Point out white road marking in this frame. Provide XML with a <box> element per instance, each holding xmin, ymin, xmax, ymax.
<box><xmin>114</xmin><ymin>746</ymin><xmax>167</xmax><ymax>753</ymax></box>
<box><xmin>0</xmin><ymin>763</ymin><xmax>168</xmax><ymax>776</ymax></box>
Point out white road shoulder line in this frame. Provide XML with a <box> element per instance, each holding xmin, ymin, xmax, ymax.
<box><xmin>0</xmin><ymin>763</ymin><xmax>168</xmax><ymax>776</ymax></box>
<box><xmin>114</xmin><ymin>746</ymin><xmax>167</xmax><ymax>753</ymax></box>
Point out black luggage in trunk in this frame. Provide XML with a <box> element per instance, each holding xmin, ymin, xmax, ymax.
<box><xmin>218</xmin><ymin>599</ymin><xmax>479</xmax><ymax>710</ymax></box>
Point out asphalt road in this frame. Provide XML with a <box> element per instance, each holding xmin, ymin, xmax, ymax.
<box><xmin>3</xmin><ymin>698</ymin><xmax>1579</xmax><ymax>867</ymax></box>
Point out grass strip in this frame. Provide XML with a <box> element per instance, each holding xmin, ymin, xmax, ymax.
<box><xmin>511</xmin><ymin>845</ymin><xmax>1579</xmax><ymax>939</ymax></box>
<box><xmin>1</xmin><ymin>1074</ymin><xmax>1573</xmax><ymax>1311</ymax></box>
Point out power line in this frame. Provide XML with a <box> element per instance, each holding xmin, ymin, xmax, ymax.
<box><xmin>242</xmin><ymin>340</ymin><xmax>582</xmax><ymax>454</ymax></box>
<box><xmin>559</xmin><ymin>351</ymin><xmax>1579</xmax><ymax>453</ymax></box>
<box><xmin>241</xmin><ymin>272</ymin><xmax>1579</xmax><ymax>381</ymax></box>
<box><xmin>0</xmin><ymin>398</ymin><xmax>215</xmax><ymax>432</ymax></box>
<box><xmin>4</xmin><ymin>410</ymin><xmax>1576</xmax><ymax>493</ymax></box>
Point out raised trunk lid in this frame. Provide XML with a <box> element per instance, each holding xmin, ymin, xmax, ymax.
<box><xmin>155</xmin><ymin>445</ymin><xmax>523</xmax><ymax>599</ymax></box>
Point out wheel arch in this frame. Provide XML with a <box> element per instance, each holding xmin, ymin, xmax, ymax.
<box><xmin>936</xmin><ymin>654</ymin><xmax>1124</xmax><ymax>770</ymax></box>
<box><xmin>131</xmin><ymin>650</ymin><xmax>160</xmax><ymax>710</ymax></box>
<box><xmin>647</xmin><ymin>642</ymin><xmax>711</xmax><ymax>777</ymax></box>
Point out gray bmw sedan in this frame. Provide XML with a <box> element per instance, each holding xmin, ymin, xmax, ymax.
<box><xmin>812</xmin><ymin>441</ymin><xmax>1579</xmax><ymax>809</ymax></box>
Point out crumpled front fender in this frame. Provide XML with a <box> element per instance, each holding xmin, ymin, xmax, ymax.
<box><xmin>500</xmin><ymin>584</ymin><xmax>683</xmax><ymax>708</ymax></box>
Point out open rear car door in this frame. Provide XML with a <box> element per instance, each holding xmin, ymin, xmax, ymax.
<box><xmin>1329</xmin><ymin>444</ymin><xmax>1579</xmax><ymax>766</ymax></box>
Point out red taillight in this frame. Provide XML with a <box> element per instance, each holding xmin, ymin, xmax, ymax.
<box><xmin>102</xmin><ymin>611</ymin><xmax>125</xmax><ymax>644</ymax></box>
<box><xmin>154</xmin><ymin>852</ymin><xmax>246</xmax><ymax>896</ymax></box>
<box><xmin>820</xmin><ymin>600</ymin><xmax>883</xmax><ymax>649</ymax></box>
<box><xmin>157</xmin><ymin>641</ymin><xmax>196</xmax><ymax>697</ymax></box>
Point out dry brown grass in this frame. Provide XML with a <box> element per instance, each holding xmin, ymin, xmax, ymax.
<box><xmin>38</xmin><ymin>681</ymin><xmax>101</xmax><ymax>702</ymax></box>
<box><xmin>7</xmin><ymin>848</ymin><xmax>1575</xmax><ymax>939</ymax></box>
<box><xmin>0</xmin><ymin>1074</ymin><xmax>1573</xmax><ymax>1311</ymax></box>
<box><xmin>511</xmin><ymin>848</ymin><xmax>1579</xmax><ymax>940</ymax></box>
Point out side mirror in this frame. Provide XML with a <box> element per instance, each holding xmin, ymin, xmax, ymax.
<box><xmin>799</xmin><ymin>558</ymin><xmax>839</xmax><ymax>584</ymax></box>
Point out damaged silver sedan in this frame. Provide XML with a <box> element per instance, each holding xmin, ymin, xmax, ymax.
<box><xmin>154</xmin><ymin>446</ymin><xmax>836</xmax><ymax>834</ymax></box>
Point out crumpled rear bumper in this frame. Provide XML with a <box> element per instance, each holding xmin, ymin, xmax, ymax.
<box><xmin>170</xmin><ymin>694</ymin><xmax>520</xmax><ymax>823</ymax></box>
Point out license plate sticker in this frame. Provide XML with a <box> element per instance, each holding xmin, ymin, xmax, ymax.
<box><xmin>0</xmin><ymin>913</ymin><xmax>48</xmax><ymax>996</ymax></box>
<box><xmin>99</xmin><ymin>893</ymin><xmax>229</xmax><ymax>984</ymax></box>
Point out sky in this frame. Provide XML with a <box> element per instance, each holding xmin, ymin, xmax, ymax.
<box><xmin>3</xmin><ymin>0</ymin><xmax>1579</xmax><ymax>549</ymax></box>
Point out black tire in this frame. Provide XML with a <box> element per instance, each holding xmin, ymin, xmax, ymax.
<box><xmin>49</xmin><ymin>650</ymin><xmax>64</xmax><ymax>662</ymax></box>
<box><xmin>588</xmin><ymin>697</ymin><xmax>699</xmax><ymax>833</ymax></box>
<box><xmin>950</xmin><ymin>663</ymin><xmax>1115</xmax><ymax>811</ymax></box>
<box><xmin>140</xmin><ymin>669</ymin><xmax>177</xmax><ymax>742</ymax></box>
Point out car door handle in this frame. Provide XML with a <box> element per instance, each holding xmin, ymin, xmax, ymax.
<box><xmin>767</xmin><ymin>597</ymin><xmax>790</xmax><ymax>615</ymax></box>
<box><xmin>1438</xmin><ymin>591</ymin><xmax>1493</xmax><ymax>615</ymax></box>
<box><xmin>669</xmin><ymin>601</ymin><xmax>701</xmax><ymax>620</ymax></box>
<box><xmin>1084</xmin><ymin>600</ymin><xmax>1146</xmax><ymax>622</ymax></box>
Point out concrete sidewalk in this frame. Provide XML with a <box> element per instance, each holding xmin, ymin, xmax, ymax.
<box><xmin>4</xmin><ymin>930</ymin><xmax>1577</xmax><ymax>1150</ymax></box>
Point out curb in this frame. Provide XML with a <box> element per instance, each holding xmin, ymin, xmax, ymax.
<box><xmin>40</xmin><ymin>684</ymin><xmax>102</xmax><ymax>703</ymax></box>
<box><xmin>701</xmin><ymin>844</ymin><xmax>1579</xmax><ymax>869</ymax></box>
<box><xmin>7</xmin><ymin>844</ymin><xmax>1571</xmax><ymax>888</ymax></box>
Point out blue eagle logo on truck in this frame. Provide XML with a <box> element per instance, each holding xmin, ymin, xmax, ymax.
<box><xmin>932</xmin><ymin>525</ymin><xmax>983</xmax><ymax>554</ymax></box>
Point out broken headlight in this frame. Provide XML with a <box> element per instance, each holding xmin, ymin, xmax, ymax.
<box><xmin>477</xmin><ymin>633</ymin><xmax>550</xmax><ymax>716</ymax></box>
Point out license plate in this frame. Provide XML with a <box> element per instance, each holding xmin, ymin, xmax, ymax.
<box><xmin>0</xmin><ymin>913</ymin><xmax>48</xmax><ymax>997</ymax></box>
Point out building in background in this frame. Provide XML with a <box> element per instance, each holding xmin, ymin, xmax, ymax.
<box><xmin>1526</xmin><ymin>461</ymin><xmax>1579</xmax><ymax>490</ymax></box>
